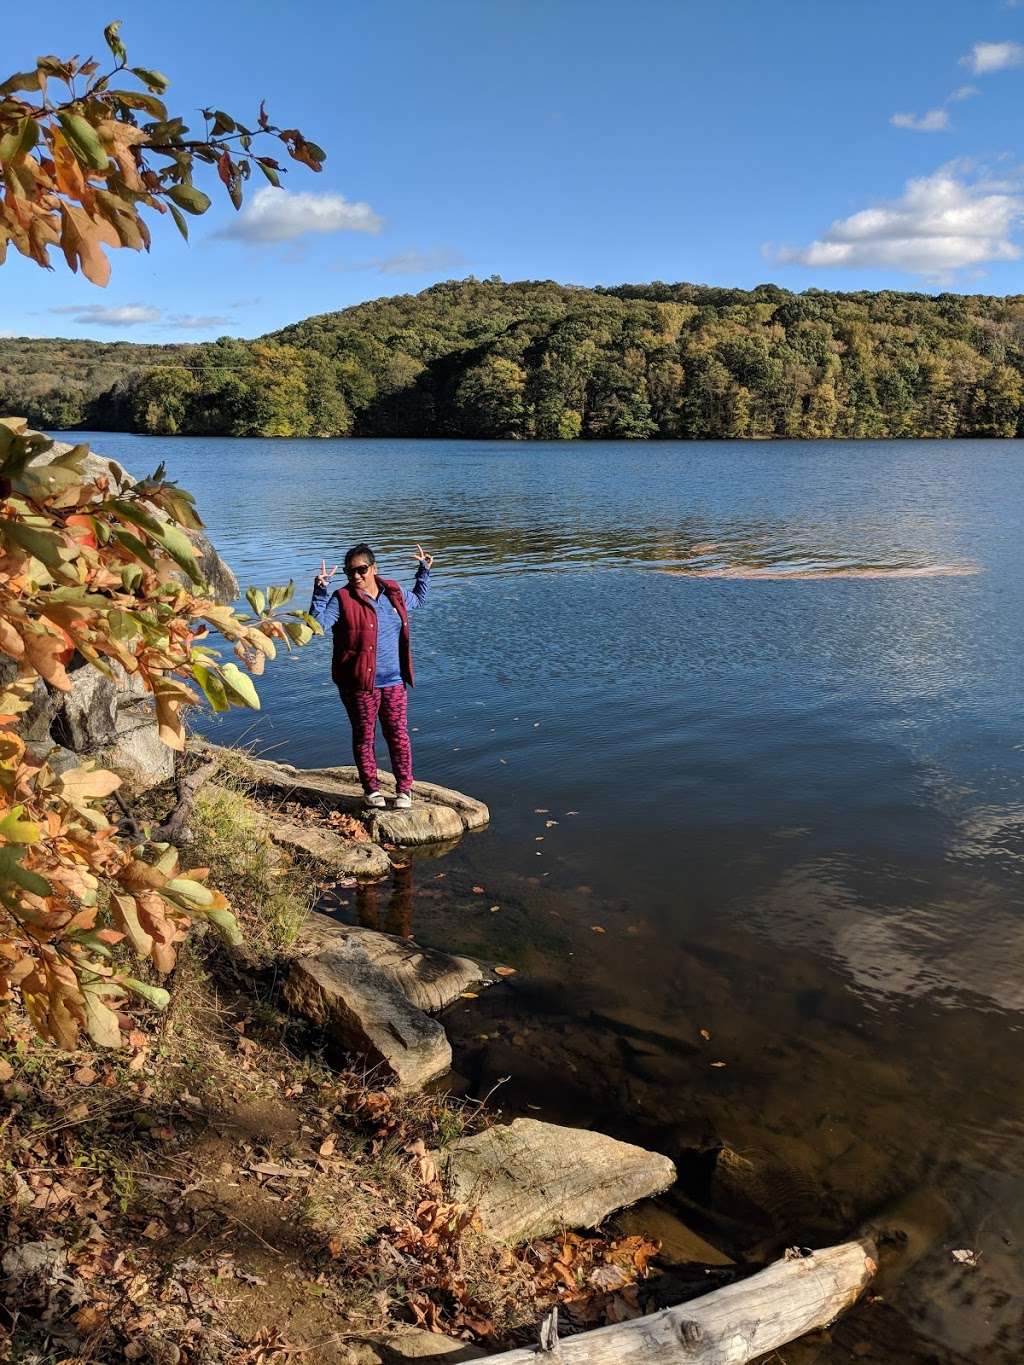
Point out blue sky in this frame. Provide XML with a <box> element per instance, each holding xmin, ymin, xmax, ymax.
<box><xmin>5</xmin><ymin>0</ymin><xmax>1024</xmax><ymax>342</ymax></box>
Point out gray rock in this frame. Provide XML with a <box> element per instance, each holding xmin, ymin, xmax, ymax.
<box><xmin>96</xmin><ymin>701</ymin><xmax>175</xmax><ymax>790</ymax></box>
<box><xmin>271</xmin><ymin>817</ymin><xmax>392</xmax><ymax>881</ymax></box>
<box><xmin>283</xmin><ymin>944</ymin><xmax>452</xmax><ymax>1090</ymax></box>
<box><xmin>50</xmin><ymin>661</ymin><xmax>172</xmax><ymax>791</ymax></box>
<box><xmin>188</xmin><ymin>743</ymin><xmax>489</xmax><ymax>846</ymax></box>
<box><xmin>54</xmin><ymin>664</ymin><xmax>119</xmax><ymax>750</ymax></box>
<box><xmin>29</xmin><ymin>436</ymin><xmax>239</xmax><ymax>605</ymax></box>
<box><xmin>295</xmin><ymin>912</ymin><xmax>489</xmax><ymax>1012</ymax></box>
<box><xmin>434</xmin><ymin>1118</ymin><xmax>676</xmax><ymax>1243</ymax></box>
<box><xmin>25</xmin><ymin>740</ymin><xmax>82</xmax><ymax>777</ymax></box>
<box><xmin>368</xmin><ymin>802</ymin><xmax>465</xmax><ymax>846</ymax></box>
<box><xmin>0</xmin><ymin>658</ymin><xmax>55</xmax><ymax>743</ymax></box>
<box><xmin>351</xmin><ymin>1329</ymin><xmax>486</xmax><ymax>1361</ymax></box>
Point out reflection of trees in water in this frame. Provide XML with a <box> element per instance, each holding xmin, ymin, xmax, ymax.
<box><xmin>356</xmin><ymin>862</ymin><xmax>413</xmax><ymax>938</ymax></box>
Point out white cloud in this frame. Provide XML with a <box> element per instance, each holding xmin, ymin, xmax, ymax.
<box><xmin>890</xmin><ymin>108</ymin><xmax>949</xmax><ymax>132</ymax></box>
<box><xmin>49</xmin><ymin>304</ymin><xmax>161</xmax><ymax>326</ymax></box>
<box><xmin>771</xmin><ymin>167</ymin><xmax>1024</xmax><ymax>278</ymax></box>
<box><xmin>47</xmin><ymin>304</ymin><xmax>230</xmax><ymax>331</ymax></box>
<box><xmin>948</xmin><ymin>84</ymin><xmax>981</xmax><ymax>101</ymax></box>
<box><xmin>961</xmin><ymin>40</ymin><xmax>1024</xmax><ymax>74</ymax></box>
<box><xmin>214</xmin><ymin>187</ymin><xmax>382</xmax><ymax>243</ymax></box>
<box><xmin>164</xmin><ymin>314</ymin><xmax>230</xmax><ymax>330</ymax></box>
<box><xmin>334</xmin><ymin>246</ymin><xmax>467</xmax><ymax>276</ymax></box>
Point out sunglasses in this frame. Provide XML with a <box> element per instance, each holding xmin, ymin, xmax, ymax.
<box><xmin>346</xmin><ymin>563</ymin><xmax>372</xmax><ymax>577</ymax></box>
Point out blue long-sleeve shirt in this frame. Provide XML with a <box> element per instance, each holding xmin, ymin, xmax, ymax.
<box><xmin>309</xmin><ymin>565</ymin><xmax>429</xmax><ymax>688</ymax></box>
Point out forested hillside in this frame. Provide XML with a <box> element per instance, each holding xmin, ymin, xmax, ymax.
<box><xmin>5</xmin><ymin>277</ymin><xmax>1024</xmax><ymax>439</ymax></box>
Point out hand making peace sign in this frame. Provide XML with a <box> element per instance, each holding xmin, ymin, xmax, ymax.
<box><xmin>315</xmin><ymin>558</ymin><xmax>339</xmax><ymax>588</ymax></box>
<box><xmin>414</xmin><ymin>544</ymin><xmax>434</xmax><ymax>569</ymax></box>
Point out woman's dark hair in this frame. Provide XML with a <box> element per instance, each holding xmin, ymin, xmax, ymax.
<box><xmin>344</xmin><ymin>542</ymin><xmax>376</xmax><ymax>570</ymax></box>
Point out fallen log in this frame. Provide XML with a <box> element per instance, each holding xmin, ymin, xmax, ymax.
<box><xmin>487</xmin><ymin>1238</ymin><xmax>876</xmax><ymax>1363</ymax></box>
<box><xmin>150</xmin><ymin>755</ymin><xmax>220</xmax><ymax>845</ymax></box>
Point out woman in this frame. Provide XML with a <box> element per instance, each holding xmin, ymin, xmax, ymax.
<box><xmin>309</xmin><ymin>542</ymin><xmax>433</xmax><ymax>809</ymax></box>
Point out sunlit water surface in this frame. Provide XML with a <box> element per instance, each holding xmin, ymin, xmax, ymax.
<box><xmin>67</xmin><ymin>434</ymin><xmax>1024</xmax><ymax>1361</ymax></box>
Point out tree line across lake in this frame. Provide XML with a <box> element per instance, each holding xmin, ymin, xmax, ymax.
<box><xmin>5</xmin><ymin>277</ymin><xmax>1024</xmax><ymax>440</ymax></box>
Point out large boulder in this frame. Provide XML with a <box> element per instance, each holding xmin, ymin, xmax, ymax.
<box><xmin>96</xmin><ymin>698</ymin><xmax>175</xmax><ymax>789</ymax></box>
<box><xmin>51</xmin><ymin>661</ymin><xmax>172</xmax><ymax>790</ymax></box>
<box><xmin>270</xmin><ymin>816</ymin><xmax>392</xmax><ymax>881</ymax></box>
<box><xmin>190</xmin><ymin>743</ymin><xmax>489</xmax><ymax>847</ymax></box>
<box><xmin>29</xmin><ymin>436</ymin><xmax>239</xmax><ymax>605</ymax></box>
<box><xmin>283</xmin><ymin>944</ymin><xmax>452</xmax><ymax>1090</ymax></box>
<box><xmin>434</xmin><ymin>1119</ymin><xmax>676</xmax><ymax>1243</ymax></box>
<box><xmin>295</xmin><ymin>912</ymin><xmax>490</xmax><ymax>1013</ymax></box>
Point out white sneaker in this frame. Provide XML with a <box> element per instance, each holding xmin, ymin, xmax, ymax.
<box><xmin>364</xmin><ymin>791</ymin><xmax>386</xmax><ymax>809</ymax></box>
<box><xmin>394</xmin><ymin>792</ymin><xmax>412</xmax><ymax>810</ymax></box>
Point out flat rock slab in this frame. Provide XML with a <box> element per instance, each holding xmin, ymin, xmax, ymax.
<box><xmin>295</xmin><ymin>912</ymin><xmax>490</xmax><ymax>1013</ymax></box>
<box><xmin>271</xmin><ymin>817</ymin><xmax>392</xmax><ymax>881</ymax></box>
<box><xmin>617</xmin><ymin>1201</ymin><xmax>734</xmax><ymax>1266</ymax></box>
<box><xmin>283</xmin><ymin>945</ymin><xmax>451</xmax><ymax>1090</ymax></box>
<box><xmin>434</xmin><ymin>1118</ymin><xmax>676</xmax><ymax>1243</ymax></box>
<box><xmin>189</xmin><ymin>742</ymin><xmax>489</xmax><ymax>846</ymax></box>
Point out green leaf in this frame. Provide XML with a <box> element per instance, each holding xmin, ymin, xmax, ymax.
<box><xmin>245</xmin><ymin>587</ymin><xmax>266</xmax><ymax>615</ymax></box>
<box><xmin>0</xmin><ymin>117</ymin><xmax>39</xmax><ymax>164</ymax></box>
<box><xmin>0</xmin><ymin>519</ymin><xmax>76</xmax><ymax>569</ymax></box>
<box><xmin>191</xmin><ymin>663</ymin><xmax>229</xmax><ymax>712</ymax></box>
<box><xmin>148</xmin><ymin>520</ymin><xmax>201</xmax><ymax>582</ymax></box>
<box><xmin>0</xmin><ymin>805</ymin><xmax>40</xmax><ymax>845</ymax></box>
<box><xmin>267</xmin><ymin>581</ymin><xmax>294</xmax><ymax>609</ymax></box>
<box><xmin>122</xmin><ymin>978</ymin><xmax>171</xmax><ymax>1010</ymax></box>
<box><xmin>0</xmin><ymin>846</ymin><xmax>52</xmax><ymax>897</ymax></box>
<box><xmin>167</xmin><ymin>183</ymin><xmax>212</xmax><ymax>216</ymax></box>
<box><xmin>104</xmin><ymin>20</ymin><xmax>128</xmax><ymax>63</ymax></box>
<box><xmin>207</xmin><ymin>907</ymin><xmax>243</xmax><ymax>948</ymax></box>
<box><xmin>220</xmin><ymin>663</ymin><xmax>261</xmax><ymax>709</ymax></box>
<box><xmin>57</xmin><ymin>112</ymin><xmax>109</xmax><ymax>171</ymax></box>
<box><xmin>130</xmin><ymin>66</ymin><xmax>169</xmax><ymax>94</ymax></box>
<box><xmin>284</xmin><ymin>621</ymin><xmax>312</xmax><ymax>646</ymax></box>
<box><xmin>167</xmin><ymin>201</ymin><xmax>189</xmax><ymax>242</ymax></box>
<box><xmin>112</xmin><ymin>527</ymin><xmax>157</xmax><ymax>569</ymax></box>
<box><xmin>164</xmin><ymin>876</ymin><xmax>214</xmax><ymax>905</ymax></box>
<box><xmin>255</xmin><ymin>159</ymin><xmax>281</xmax><ymax>188</ymax></box>
<box><xmin>108</xmin><ymin>497</ymin><xmax>163</xmax><ymax>535</ymax></box>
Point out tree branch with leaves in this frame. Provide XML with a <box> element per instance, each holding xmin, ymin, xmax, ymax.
<box><xmin>0</xmin><ymin>22</ymin><xmax>329</xmax><ymax>1049</ymax></box>
<box><xmin>0</xmin><ymin>19</ymin><xmax>325</xmax><ymax>283</ymax></box>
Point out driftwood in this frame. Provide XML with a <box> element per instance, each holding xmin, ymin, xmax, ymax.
<box><xmin>487</xmin><ymin>1239</ymin><xmax>876</xmax><ymax>1363</ymax></box>
<box><xmin>150</xmin><ymin>755</ymin><xmax>220</xmax><ymax>845</ymax></box>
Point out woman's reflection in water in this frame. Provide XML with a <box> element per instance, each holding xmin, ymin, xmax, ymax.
<box><xmin>355</xmin><ymin>861</ymin><xmax>413</xmax><ymax>938</ymax></box>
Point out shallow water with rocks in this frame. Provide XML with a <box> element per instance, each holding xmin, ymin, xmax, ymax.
<box><xmin>63</xmin><ymin>431</ymin><xmax>1024</xmax><ymax>1361</ymax></box>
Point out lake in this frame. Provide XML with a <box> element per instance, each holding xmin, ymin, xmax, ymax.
<box><xmin>65</xmin><ymin>432</ymin><xmax>1024</xmax><ymax>1362</ymax></box>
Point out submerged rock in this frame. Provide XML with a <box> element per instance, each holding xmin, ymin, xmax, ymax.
<box><xmin>295</xmin><ymin>912</ymin><xmax>490</xmax><ymax>1013</ymax></box>
<box><xmin>283</xmin><ymin>943</ymin><xmax>452</xmax><ymax>1090</ymax></box>
<box><xmin>191</xmin><ymin>744</ymin><xmax>489</xmax><ymax>846</ymax></box>
<box><xmin>434</xmin><ymin>1118</ymin><xmax>676</xmax><ymax>1243</ymax></box>
<box><xmin>271</xmin><ymin>818</ymin><xmax>392</xmax><ymax>881</ymax></box>
<box><xmin>617</xmin><ymin>1200</ymin><xmax>734</xmax><ymax>1266</ymax></box>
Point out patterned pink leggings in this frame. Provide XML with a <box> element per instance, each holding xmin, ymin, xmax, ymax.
<box><xmin>339</xmin><ymin>685</ymin><xmax>413</xmax><ymax>794</ymax></box>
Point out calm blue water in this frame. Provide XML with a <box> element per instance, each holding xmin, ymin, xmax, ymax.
<box><xmin>66</xmin><ymin>433</ymin><xmax>1024</xmax><ymax>1361</ymax></box>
